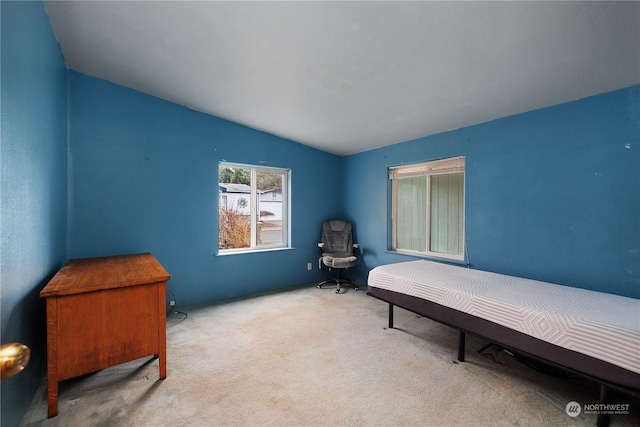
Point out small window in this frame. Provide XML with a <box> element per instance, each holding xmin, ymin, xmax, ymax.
<box><xmin>218</xmin><ymin>163</ymin><xmax>290</xmax><ymax>253</ymax></box>
<box><xmin>389</xmin><ymin>156</ymin><xmax>465</xmax><ymax>261</ymax></box>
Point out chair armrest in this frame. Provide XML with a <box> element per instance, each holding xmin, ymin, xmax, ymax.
<box><xmin>353</xmin><ymin>243</ymin><xmax>360</xmax><ymax>249</ymax></box>
<box><xmin>318</xmin><ymin>243</ymin><xmax>325</xmax><ymax>269</ymax></box>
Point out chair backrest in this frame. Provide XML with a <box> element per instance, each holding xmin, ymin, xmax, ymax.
<box><xmin>321</xmin><ymin>220</ymin><xmax>354</xmax><ymax>256</ymax></box>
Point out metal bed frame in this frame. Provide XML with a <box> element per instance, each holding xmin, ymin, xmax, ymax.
<box><xmin>368</xmin><ymin>287</ymin><xmax>640</xmax><ymax>427</ymax></box>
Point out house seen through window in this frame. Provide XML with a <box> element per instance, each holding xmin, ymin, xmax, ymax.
<box><xmin>218</xmin><ymin>163</ymin><xmax>289</xmax><ymax>252</ymax></box>
<box><xmin>390</xmin><ymin>156</ymin><xmax>465</xmax><ymax>261</ymax></box>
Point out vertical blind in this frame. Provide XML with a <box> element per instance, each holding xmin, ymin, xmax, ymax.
<box><xmin>396</xmin><ymin>177</ymin><xmax>427</xmax><ymax>252</ymax></box>
<box><xmin>430</xmin><ymin>173</ymin><xmax>464</xmax><ymax>255</ymax></box>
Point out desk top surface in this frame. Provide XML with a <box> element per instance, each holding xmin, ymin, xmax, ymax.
<box><xmin>40</xmin><ymin>253</ymin><xmax>170</xmax><ymax>298</ymax></box>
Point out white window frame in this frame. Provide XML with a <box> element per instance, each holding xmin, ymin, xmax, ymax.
<box><xmin>218</xmin><ymin>162</ymin><xmax>290</xmax><ymax>254</ymax></box>
<box><xmin>389</xmin><ymin>156</ymin><xmax>465</xmax><ymax>261</ymax></box>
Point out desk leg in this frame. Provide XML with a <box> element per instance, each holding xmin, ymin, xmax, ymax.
<box><xmin>46</xmin><ymin>298</ymin><xmax>59</xmax><ymax>417</ymax></box>
<box><xmin>47</xmin><ymin>379</ymin><xmax>58</xmax><ymax>418</ymax></box>
<box><xmin>158</xmin><ymin>282</ymin><xmax>167</xmax><ymax>380</ymax></box>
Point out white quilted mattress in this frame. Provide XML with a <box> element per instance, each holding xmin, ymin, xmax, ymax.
<box><xmin>368</xmin><ymin>260</ymin><xmax>640</xmax><ymax>375</ymax></box>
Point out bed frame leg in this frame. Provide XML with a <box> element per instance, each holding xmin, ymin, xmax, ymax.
<box><xmin>458</xmin><ymin>331</ymin><xmax>465</xmax><ymax>362</ymax></box>
<box><xmin>388</xmin><ymin>304</ymin><xmax>394</xmax><ymax>329</ymax></box>
<box><xmin>596</xmin><ymin>385</ymin><xmax>610</xmax><ymax>427</ymax></box>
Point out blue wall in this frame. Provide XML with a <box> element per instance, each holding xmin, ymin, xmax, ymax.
<box><xmin>0</xmin><ymin>2</ymin><xmax>68</xmax><ymax>426</ymax></box>
<box><xmin>67</xmin><ymin>71</ymin><xmax>342</xmax><ymax>306</ymax></box>
<box><xmin>343</xmin><ymin>86</ymin><xmax>640</xmax><ymax>298</ymax></box>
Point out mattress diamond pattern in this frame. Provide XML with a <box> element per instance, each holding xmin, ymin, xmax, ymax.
<box><xmin>368</xmin><ymin>260</ymin><xmax>640</xmax><ymax>375</ymax></box>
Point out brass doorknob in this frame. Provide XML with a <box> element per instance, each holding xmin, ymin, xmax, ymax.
<box><xmin>0</xmin><ymin>343</ymin><xmax>30</xmax><ymax>379</ymax></box>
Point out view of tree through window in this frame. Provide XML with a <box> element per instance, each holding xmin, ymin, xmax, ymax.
<box><xmin>218</xmin><ymin>163</ymin><xmax>289</xmax><ymax>252</ymax></box>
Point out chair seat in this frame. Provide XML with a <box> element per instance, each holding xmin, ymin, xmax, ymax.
<box><xmin>322</xmin><ymin>255</ymin><xmax>357</xmax><ymax>269</ymax></box>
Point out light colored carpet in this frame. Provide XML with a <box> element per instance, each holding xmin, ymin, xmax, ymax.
<box><xmin>21</xmin><ymin>285</ymin><xmax>639</xmax><ymax>426</ymax></box>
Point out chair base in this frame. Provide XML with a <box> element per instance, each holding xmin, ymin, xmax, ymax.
<box><xmin>317</xmin><ymin>278</ymin><xmax>359</xmax><ymax>294</ymax></box>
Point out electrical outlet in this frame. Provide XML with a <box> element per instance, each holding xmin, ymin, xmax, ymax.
<box><xmin>307</xmin><ymin>262</ymin><xmax>312</xmax><ymax>271</ymax></box>
<box><xmin>169</xmin><ymin>300</ymin><xmax>176</xmax><ymax>307</ymax></box>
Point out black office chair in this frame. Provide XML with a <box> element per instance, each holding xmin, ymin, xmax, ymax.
<box><xmin>317</xmin><ymin>220</ymin><xmax>359</xmax><ymax>294</ymax></box>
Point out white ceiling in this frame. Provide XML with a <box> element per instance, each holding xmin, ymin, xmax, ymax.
<box><xmin>44</xmin><ymin>1</ymin><xmax>640</xmax><ymax>156</ymax></box>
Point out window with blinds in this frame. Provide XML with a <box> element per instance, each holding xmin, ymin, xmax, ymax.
<box><xmin>390</xmin><ymin>156</ymin><xmax>465</xmax><ymax>261</ymax></box>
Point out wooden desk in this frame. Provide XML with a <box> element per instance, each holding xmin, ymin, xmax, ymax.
<box><xmin>40</xmin><ymin>253</ymin><xmax>170</xmax><ymax>417</ymax></box>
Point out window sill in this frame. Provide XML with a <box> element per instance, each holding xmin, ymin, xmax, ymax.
<box><xmin>217</xmin><ymin>247</ymin><xmax>294</xmax><ymax>256</ymax></box>
<box><xmin>385</xmin><ymin>250</ymin><xmax>467</xmax><ymax>266</ymax></box>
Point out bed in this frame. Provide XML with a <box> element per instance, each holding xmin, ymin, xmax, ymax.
<box><xmin>367</xmin><ymin>260</ymin><xmax>640</xmax><ymax>426</ymax></box>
